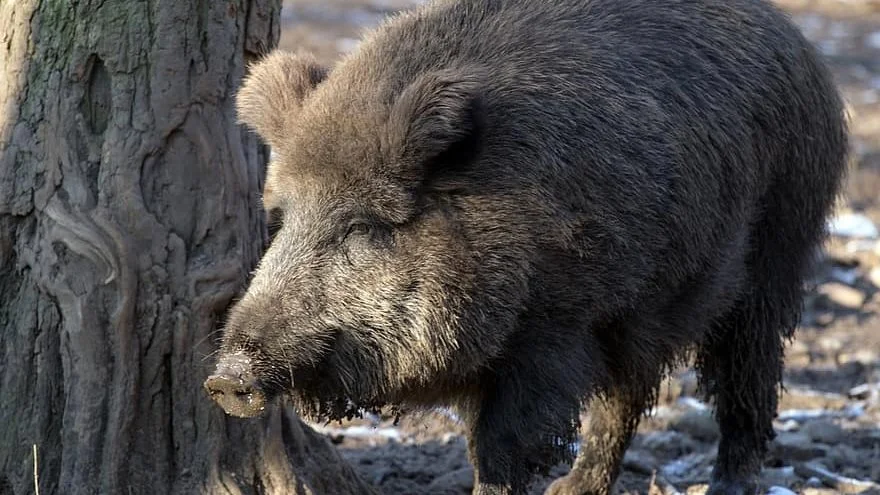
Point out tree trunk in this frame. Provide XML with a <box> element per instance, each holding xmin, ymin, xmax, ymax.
<box><xmin>0</xmin><ymin>1</ymin><xmax>374</xmax><ymax>494</ymax></box>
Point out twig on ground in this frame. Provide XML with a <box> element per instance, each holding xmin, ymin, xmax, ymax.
<box><xmin>33</xmin><ymin>444</ymin><xmax>39</xmax><ymax>495</ymax></box>
<box><xmin>794</xmin><ymin>462</ymin><xmax>880</xmax><ymax>494</ymax></box>
<box><xmin>648</xmin><ymin>471</ymin><xmax>684</xmax><ymax>495</ymax></box>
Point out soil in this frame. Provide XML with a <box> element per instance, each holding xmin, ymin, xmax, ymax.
<box><xmin>279</xmin><ymin>1</ymin><xmax>880</xmax><ymax>493</ymax></box>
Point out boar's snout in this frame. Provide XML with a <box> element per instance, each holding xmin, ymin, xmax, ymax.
<box><xmin>204</xmin><ymin>352</ymin><xmax>267</xmax><ymax>418</ymax></box>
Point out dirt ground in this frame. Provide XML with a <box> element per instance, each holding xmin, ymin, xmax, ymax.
<box><xmin>279</xmin><ymin>1</ymin><xmax>880</xmax><ymax>493</ymax></box>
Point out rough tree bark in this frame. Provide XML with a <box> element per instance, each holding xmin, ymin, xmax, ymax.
<box><xmin>0</xmin><ymin>1</ymin><xmax>374</xmax><ymax>494</ymax></box>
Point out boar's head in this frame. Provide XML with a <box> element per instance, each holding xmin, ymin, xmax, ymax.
<box><xmin>204</xmin><ymin>51</ymin><xmax>531</xmax><ymax>420</ymax></box>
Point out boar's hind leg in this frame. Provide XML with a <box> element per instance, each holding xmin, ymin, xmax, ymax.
<box><xmin>697</xmin><ymin>224</ymin><xmax>809</xmax><ymax>493</ymax></box>
<box><xmin>697</xmin><ymin>154</ymin><xmax>831</xmax><ymax>495</ymax></box>
<box><xmin>698</xmin><ymin>296</ymin><xmax>784</xmax><ymax>495</ymax></box>
<box><xmin>544</xmin><ymin>381</ymin><xmax>658</xmax><ymax>495</ymax></box>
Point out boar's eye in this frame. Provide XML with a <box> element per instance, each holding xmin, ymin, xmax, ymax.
<box><xmin>344</xmin><ymin>222</ymin><xmax>373</xmax><ymax>240</ymax></box>
<box><xmin>341</xmin><ymin>220</ymin><xmax>392</xmax><ymax>252</ymax></box>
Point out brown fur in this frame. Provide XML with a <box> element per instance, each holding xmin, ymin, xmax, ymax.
<box><xmin>236</xmin><ymin>50</ymin><xmax>328</xmax><ymax>148</ymax></box>
<box><xmin>209</xmin><ymin>1</ymin><xmax>849</xmax><ymax>494</ymax></box>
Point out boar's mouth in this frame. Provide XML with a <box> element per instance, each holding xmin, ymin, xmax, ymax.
<box><xmin>203</xmin><ymin>351</ymin><xmax>381</xmax><ymax>422</ymax></box>
<box><xmin>205</xmin><ymin>331</ymin><xmax>393</xmax><ymax>422</ymax></box>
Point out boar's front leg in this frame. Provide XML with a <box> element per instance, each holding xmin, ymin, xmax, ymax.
<box><xmin>466</xmin><ymin>362</ymin><xmax>583</xmax><ymax>495</ymax></box>
<box><xmin>544</xmin><ymin>379</ymin><xmax>659</xmax><ymax>495</ymax></box>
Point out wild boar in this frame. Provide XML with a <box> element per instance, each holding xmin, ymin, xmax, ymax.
<box><xmin>204</xmin><ymin>0</ymin><xmax>849</xmax><ymax>493</ymax></box>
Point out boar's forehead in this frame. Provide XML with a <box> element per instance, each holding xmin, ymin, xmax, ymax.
<box><xmin>265</xmin><ymin>89</ymin><xmax>417</xmax><ymax>222</ymax></box>
<box><xmin>266</xmin><ymin>162</ymin><xmax>415</xmax><ymax>226</ymax></box>
<box><xmin>288</xmin><ymin>90</ymin><xmax>387</xmax><ymax>174</ymax></box>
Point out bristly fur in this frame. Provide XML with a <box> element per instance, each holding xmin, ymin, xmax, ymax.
<box><xmin>215</xmin><ymin>0</ymin><xmax>849</xmax><ymax>493</ymax></box>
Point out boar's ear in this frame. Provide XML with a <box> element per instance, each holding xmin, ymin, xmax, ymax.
<box><xmin>386</xmin><ymin>68</ymin><xmax>485</xmax><ymax>179</ymax></box>
<box><xmin>236</xmin><ymin>51</ymin><xmax>328</xmax><ymax>145</ymax></box>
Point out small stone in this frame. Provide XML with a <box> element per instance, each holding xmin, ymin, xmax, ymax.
<box><xmin>818</xmin><ymin>337</ymin><xmax>844</xmax><ymax>353</ymax></box>
<box><xmin>660</xmin><ymin>452</ymin><xmax>715</xmax><ymax>483</ymax></box>
<box><xmin>800</xmin><ymin>419</ymin><xmax>845</xmax><ymax>444</ymax></box>
<box><xmin>640</xmin><ymin>430</ymin><xmax>698</xmax><ymax>457</ymax></box>
<box><xmin>647</xmin><ymin>474</ymin><xmax>684</xmax><ymax>495</ymax></box>
<box><xmin>869</xmin><ymin>267</ymin><xmax>880</xmax><ymax>288</ymax></box>
<box><xmin>788</xmin><ymin>340</ymin><xmax>810</xmax><ymax>355</ymax></box>
<box><xmin>685</xmin><ymin>484</ymin><xmax>709</xmax><ymax>495</ymax></box>
<box><xmin>766</xmin><ymin>487</ymin><xmax>797</xmax><ymax>495</ymax></box>
<box><xmin>427</xmin><ymin>467</ymin><xmax>474</xmax><ymax>493</ymax></box>
<box><xmin>830</xmin><ymin>266</ymin><xmax>860</xmax><ymax>285</ymax></box>
<box><xmin>826</xmin><ymin>443</ymin><xmax>861</xmax><ymax>467</ymax></box>
<box><xmin>868</xmin><ymin>31</ymin><xmax>880</xmax><ymax>50</ymax></box>
<box><xmin>815</xmin><ymin>312</ymin><xmax>836</xmax><ymax>327</ymax></box>
<box><xmin>770</xmin><ymin>432</ymin><xmax>826</xmax><ymax>461</ymax></box>
<box><xmin>440</xmin><ymin>432</ymin><xmax>462</xmax><ymax>444</ymax></box>
<box><xmin>670</xmin><ymin>410</ymin><xmax>720</xmax><ymax>442</ymax></box>
<box><xmin>849</xmin><ymin>383</ymin><xmax>879</xmax><ymax>400</ymax></box>
<box><xmin>777</xmin><ymin>419</ymin><xmax>801</xmax><ymax>432</ymax></box>
<box><xmin>794</xmin><ymin>461</ymin><xmax>880</xmax><ymax>493</ymax></box>
<box><xmin>371</xmin><ymin>467</ymin><xmax>393</xmax><ymax>485</ymax></box>
<box><xmin>846</xmin><ymin>239</ymin><xmax>879</xmax><ymax>253</ymax></box>
<box><xmin>838</xmin><ymin>349</ymin><xmax>879</xmax><ymax>365</ymax></box>
<box><xmin>818</xmin><ymin>282</ymin><xmax>866</xmax><ymax>309</ymax></box>
<box><xmin>805</xmin><ymin>476</ymin><xmax>824</xmax><ymax>488</ymax></box>
<box><xmin>623</xmin><ymin>449</ymin><xmax>659</xmax><ymax>475</ymax></box>
<box><xmin>802</xmin><ymin>489</ymin><xmax>840</xmax><ymax>495</ymax></box>
<box><xmin>762</xmin><ymin>466</ymin><xmax>799</xmax><ymax>488</ymax></box>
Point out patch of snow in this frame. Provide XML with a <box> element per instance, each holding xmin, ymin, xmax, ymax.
<box><xmin>845</xmin><ymin>239</ymin><xmax>879</xmax><ymax>253</ymax></box>
<box><xmin>818</xmin><ymin>40</ymin><xmax>840</xmax><ymax>56</ymax></box>
<box><xmin>647</xmin><ymin>405</ymin><xmax>676</xmax><ymax>419</ymax></box>
<box><xmin>677</xmin><ymin>396</ymin><xmax>710</xmax><ymax>412</ymax></box>
<box><xmin>312</xmin><ymin>424</ymin><xmax>402</xmax><ymax>440</ymax></box>
<box><xmin>828</xmin><ymin>22</ymin><xmax>849</xmax><ymax>40</ymax></box>
<box><xmin>777</xmin><ymin>403</ymin><xmax>865</xmax><ymax>422</ymax></box>
<box><xmin>830</xmin><ymin>266</ymin><xmax>859</xmax><ymax>285</ymax></box>
<box><xmin>766</xmin><ymin>487</ymin><xmax>797</xmax><ymax>495</ymax></box>
<box><xmin>828</xmin><ymin>212</ymin><xmax>878</xmax><ymax>239</ymax></box>
<box><xmin>794</xmin><ymin>14</ymin><xmax>825</xmax><ymax>39</ymax></box>
<box><xmin>867</xmin><ymin>31</ymin><xmax>880</xmax><ymax>50</ymax></box>
<box><xmin>337</xmin><ymin>37</ymin><xmax>360</xmax><ymax>53</ymax></box>
<box><xmin>661</xmin><ymin>458</ymin><xmax>693</xmax><ymax>479</ymax></box>
<box><xmin>435</xmin><ymin>407</ymin><xmax>462</xmax><ymax>423</ymax></box>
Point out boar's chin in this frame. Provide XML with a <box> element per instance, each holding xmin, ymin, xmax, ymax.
<box><xmin>286</xmin><ymin>390</ymin><xmax>388</xmax><ymax>423</ymax></box>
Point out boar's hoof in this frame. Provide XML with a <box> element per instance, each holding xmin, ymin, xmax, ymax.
<box><xmin>705</xmin><ymin>479</ymin><xmax>759</xmax><ymax>495</ymax></box>
<box><xmin>204</xmin><ymin>352</ymin><xmax>267</xmax><ymax>418</ymax></box>
<box><xmin>544</xmin><ymin>474</ymin><xmax>592</xmax><ymax>495</ymax></box>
